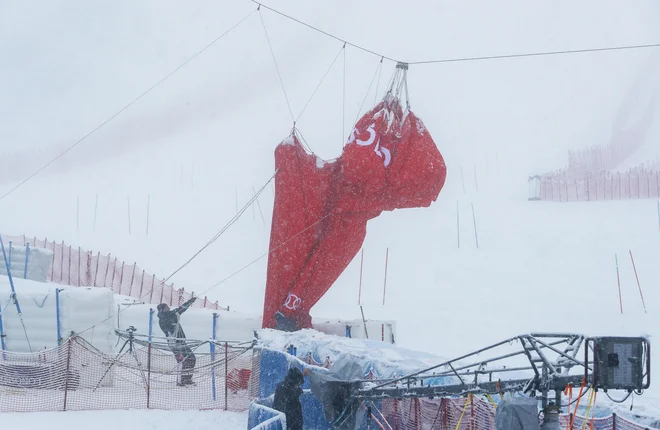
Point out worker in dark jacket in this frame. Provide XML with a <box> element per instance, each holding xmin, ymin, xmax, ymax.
<box><xmin>157</xmin><ymin>297</ymin><xmax>197</xmax><ymax>386</ymax></box>
<box><xmin>273</xmin><ymin>367</ymin><xmax>309</xmax><ymax>430</ymax></box>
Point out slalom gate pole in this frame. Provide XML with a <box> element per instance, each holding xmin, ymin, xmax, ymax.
<box><xmin>211</xmin><ymin>313</ymin><xmax>218</xmax><ymax>402</ymax></box>
<box><xmin>56</xmin><ymin>289</ymin><xmax>62</xmax><ymax>345</ymax></box>
<box><xmin>146</xmin><ymin>194</ymin><xmax>150</xmax><ymax>236</ymax></box>
<box><xmin>382</xmin><ymin>248</ymin><xmax>389</xmax><ymax>305</ymax></box>
<box><xmin>615</xmin><ymin>254</ymin><xmax>623</xmax><ymax>314</ymax></box>
<box><xmin>628</xmin><ymin>250</ymin><xmax>647</xmax><ymax>313</ymax></box>
<box><xmin>358</xmin><ymin>248</ymin><xmax>364</xmax><ymax>305</ymax></box>
<box><xmin>474</xmin><ymin>164</ymin><xmax>479</xmax><ymax>192</ymax></box>
<box><xmin>8</xmin><ymin>241</ymin><xmax>12</xmax><ymax>265</ymax></box>
<box><xmin>127</xmin><ymin>196</ymin><xmax>132</xmax><ymax>235</ymax></box>
<box><xmin>471</xmin><ymin>202</ymin><xmax>479</xmax><ymax>248</ymax></box>
<box><xmin>24</xmin><ymin>242</ymin><xmax>30</xmax><ymax>279</ymax></box>
<box><xmin>94</xmin><ymin>194</ymin><xmax>98</xmax><ymax>229</ymax></box>
<box><xmin>360</xmin><ymin>306</ymin><xmax>369</xmax><ymax>339</ymax></box>
<box><xmin>147</xmin><ymin>308</ymin><xmax>154</xmax><ymax>409</ymax></box>
<box><xmin>457</xmin><ymin>201</ymin><xmax>460</xmax><ymax>249</ymax></box>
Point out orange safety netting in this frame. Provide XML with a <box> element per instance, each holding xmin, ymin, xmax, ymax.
<box><xmin>2</xmin><ymin>235</ymin><xmax>227</xmax><ymax>312</ymax></box>
<box><xmin>0</xmin><ymin>335</ymin><xmax>255</xmax><ymax>413</ymax></box>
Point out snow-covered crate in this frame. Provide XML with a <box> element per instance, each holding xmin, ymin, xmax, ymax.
<box><xmin>0</xmin><ymin>244</ymin><xmax>53</xmax><ymax>283</ymax></box>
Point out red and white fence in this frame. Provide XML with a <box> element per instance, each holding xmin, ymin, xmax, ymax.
<box><xmin>531</xmin><ymin>165</ymin><xmax>660</xmax><ymax>202</ymax></box>
<box><xmin>2</xmin><ymin>234</ymin><xmax>227</xmax><ymax>311</ymax></box>
<box><xmin>380</xmin><ymin>396</ymin><xmax>651</xmax><ymax>429</ymax></box>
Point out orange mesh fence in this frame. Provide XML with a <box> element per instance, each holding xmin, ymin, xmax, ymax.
<box><xmin>378</xmin><ymin>397</ymin><xmax>649</xmax><ymax>430</ymax></box>
<box><xmin>0</xmin><ymin>336</ymin><xmax>256</xmax><ymax>413</ymax></box>
<box><xmin>532</xmin><ymin>166</ymin><xmax>660</xmax><ymax>202</ymax></box>
<box><xmin>2</xmin><ymin>235</ymin><xmax>227</xmax><ymax>312</ymax></box>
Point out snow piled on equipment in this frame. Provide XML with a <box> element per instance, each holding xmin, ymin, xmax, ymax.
<box><xmin>256</xmin><ymin>328</ymin><xmax>454</xmax><ymax>384</ymax></box>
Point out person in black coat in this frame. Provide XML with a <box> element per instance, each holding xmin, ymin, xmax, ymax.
<box><xmin>272</xmin><ymin>367</ymin><xmax>308</xmax><ymax>430</ymax></box>
<box><xmin>157</xmin><ymin>297</ymin><xmax>197</xmax><ymax>386</ymax></box>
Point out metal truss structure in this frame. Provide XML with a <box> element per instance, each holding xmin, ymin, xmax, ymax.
<box><xmin>356</xmin><ymin>333</ymin><xmax>650</xmax><ymax>409</ymax></box>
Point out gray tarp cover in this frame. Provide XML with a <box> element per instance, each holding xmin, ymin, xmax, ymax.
<box><xmin>308</xmin><ymin>360</ymin><xmax>367</xmax><ymax>430</ymax></box>
<box><xmin>495</xmin><ymin>397</ymin><xmax>540</xmax><ymax>430</ymax></box>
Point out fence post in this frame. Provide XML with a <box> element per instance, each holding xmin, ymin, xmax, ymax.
<box><xmin>24</xmin><ymin>242</ymin><xmax>30</xmax><ymax>279</ymax></box>
<box><xmin>63</xmin><ymin>337</ymin><xmax>73</xmax><ymax>411</ymax></box>
<box><xmin>147</xmin><ymin>308</ymin><xmax>154</xmax><ymax>409</ymax></box>
<box><xmin>68</xmin><ymin>245</ymin><xmax>71</xmax><ymax>285</ymax></box>
<box><xmin>470</xmin><ymin>392</ymin><xmax>474</xmax><ymax>430</ymax></box>
<box><xmin>224</xmin><ymin>342</ymin><xmax>229</xmax><ymax>410</ymax></box>
<box><xmin>93</xmin><ymin>252</ymin><xmax>100</xmax><ymax>287</ymax></box>
<box><xmin>149</xmin><ymin>275</ymin><xmax>156</xmax><ymax>303</ymax></box>
<box><xmin>110</xmin><ymin>257</ymin><xmax>117</xmax><ymax>289</ymax></box>
<box><xmin>138</xmin><ymin>270</ymin><xmax>146</xmax><ymax>300</ymax></box>
<box><xmin>128</xmin><ymin>263</ymin><xmax>137</xmax><ymax>297</ymax></box>
<box><xmin>85</xmin><ymin>251</ymin><xmax>92</xmax><ymax>286</ymax></box>
<box><xmin>118</xmin><ymin>262</ymin><xmax>126</xmax><ymax>292</ymax></box>
<box><xmin>612</xmin><ymin>413</ymin><xmax>616</xmax><ymax>430</ymax></box>
<box><xmin>77</xmin><ymin>247</ymin><xmax>81</xmax><ymax>287</ymax></box>
<box><xmin>211</xmin><ymin>313</ymin><xmax>218</xmax><ymax>402</ymax></box>
<box><xmin>56</xmin><ymin>289</ymin><xmax>62</xmax><ymax>345</ymax></box>
<box><xmin>49</xmin><ymin>241</ymin><xmax>55</xmax><ymax>281</ymax></box>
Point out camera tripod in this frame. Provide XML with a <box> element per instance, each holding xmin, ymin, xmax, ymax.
<box><xmin>93</xmin><ymin>326</ymin><xmax>148</xmax><ymax>392</ymax></box>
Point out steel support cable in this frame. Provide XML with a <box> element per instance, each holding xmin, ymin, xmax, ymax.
<box><xmin>252</xmin><ymin>0</ymin><xmax>399</xmax><ymax>63</ymax></box>
<box><xmin>296</xmin><ymin>44</ymin><xmax>346</xmax><ymax>123</ymax></box>
<box><xmin>343</xmin><ymin>43</ymin><xmax>347</xmax><ymax>145</ymax></box>
<box><xmin>253</xmin><ymin>0</ymin><xmax>660</xmax><ymax>67</ymax></box>
<box><xmin>198</xmin><ymin>211</ymin><xmax>334</xmax><ymax>295</ymax></box>
<box><xmin>258</xmin><ymin>7</ymin><xmax>296</xmax><ymax>124</ymax></box>
<box><xmin>352</xmin><ymin>58</ymin><xmax>384</xmax><ymax>128</ymax></box>
<box><xmin>163</xmin><ymin>171</ymin><xmax>276</xmax><ymax>283</ymax></box>
<box><xmin>0</xmin><ymin>8</ymin><xmax>257</xmax><ymax>203</ymax></box>
<box><xmin>410</xmin><ymin>42</ymin><xmax>660</xmax><ymax>65</ymax></box>
<box><xmin>74</xmin><ymin>210</ymin><xmax>335</xmax><ymax>338</ymax></box>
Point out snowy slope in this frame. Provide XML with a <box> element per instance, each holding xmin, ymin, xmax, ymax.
<box><xmin>2</xmin><ymin>0</ymin><xmax>660</xmax><ymax>421</ymax></box>
<box><xmin>1</xmin><ymin>409</ymin><xmax>247</xmax><ymax>430</ymax></box>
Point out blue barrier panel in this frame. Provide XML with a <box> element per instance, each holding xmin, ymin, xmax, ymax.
<box><xmin>257</xmin><ymin>348</ymin><xmax>332</xmax><ymax>429</ymax></box>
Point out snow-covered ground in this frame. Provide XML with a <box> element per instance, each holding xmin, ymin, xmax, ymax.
<box><xmin>1</xmin><ymin>409</ymin><xmax>247</xmax><ymax>430</ymax></box>
<box><xmin>2</xmin><ymin>0</ymin><xmax>660</xmax><ymax>428</ymax></box>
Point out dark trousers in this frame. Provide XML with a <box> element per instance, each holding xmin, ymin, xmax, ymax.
<box><xmin>175</xmin><ymin>350</ymin><xmax>196</xmax><ymax>385</ymax></box>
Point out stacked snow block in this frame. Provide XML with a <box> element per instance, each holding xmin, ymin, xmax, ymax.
<box><xmin>0</xmin><ymin>244</ymin><xmax>52</xmax><ymax>283</ymax></box>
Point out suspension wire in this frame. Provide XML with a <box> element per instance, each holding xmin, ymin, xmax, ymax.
<box><xmin>374</xmin><ymin>57</ymin><xmax>384</xmax><ymax>105</ymax></box>
<box><xmin>258</xmin><ymin>7</ymin><xmax>296</xmax><ymax>124</ymax></box>
<box><xmin>73</xmin><ymin>209</ymin><xmax>335</xmax><ymax>339</ymax></box>
<box><xmin>296</xmin><ymin>44</ymin><xmax>346</xmax><ymax>123</ymax></box>
<box><xmin>252</xmin><ymin>0</ymin><xmax>399</xmax><ymax>63</ymax></box>
<box><xmin>0</xmin><ymin>8</ymin><xmax>257</xmax><ymax>204</ymax></box>
<box><xmin>198</xmin><ymin>211</ymin><xmax>335</xmax><ymax>296</ymax></box>
<box><xmin>342</xmin><ymin>43</ymin><xmax>347</xmax><ymax>145</ymax></box>
<box><xmin>252</xmin><ymin>0</ymin><xmax>660</xmax><ymax>66</ymax></box>
<box><xmin>352</xmin><ymin>58</ymin><xmax>384</xmax><ymax>128</ymax></box>
<box><xmin>409</xmin><ymin>42</ymin><xmax>660</xmax><ymax>65</ymax></box>
<box><xmin>163</xmin><ymin>171</ymin><xmax>276</xmax><ymax>282</ymax></box>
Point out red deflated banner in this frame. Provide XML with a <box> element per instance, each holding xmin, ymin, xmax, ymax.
<box><xmin>262</xmin><ymin>95</ymin><xmax>446</xmax><ymax>331</ymax></box>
